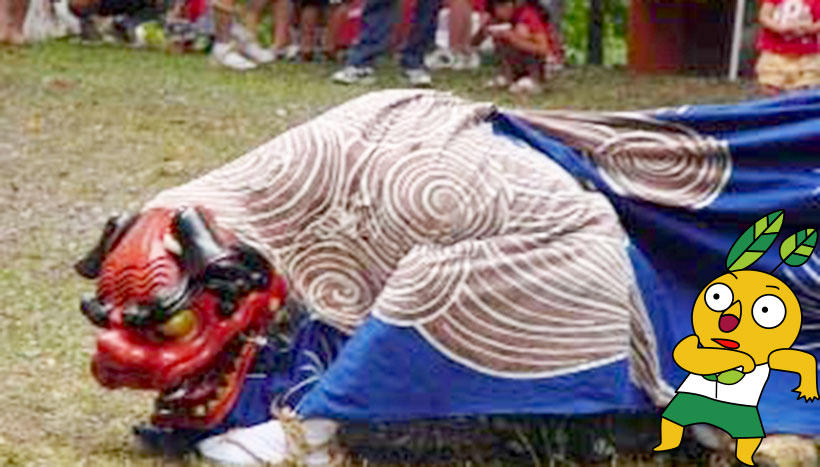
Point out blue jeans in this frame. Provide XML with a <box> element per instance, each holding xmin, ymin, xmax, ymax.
<box><xmin>347</xmin><ymin>0</ymin><xmax>442</xmax><ymax>70</ymax></box>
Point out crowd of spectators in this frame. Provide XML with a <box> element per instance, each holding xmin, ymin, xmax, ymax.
<box><xmin>1</xmin><ymin>0</ymin><xmax>566</xmax><ymax>93</ymax></box>
<box><xmin>6</xmin><ymin>0</ymin><xmax>820</xmax><ymax>94</ymax></box>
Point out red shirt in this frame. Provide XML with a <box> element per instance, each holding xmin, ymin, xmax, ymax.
<box><xmin>513</xmin><ymin>5</ymin><xmax>549</xmax><ymax>39</ymax></box>
<box><xmin>757</xmin><ymin>0</ymin><xmax>820</xmax><ymax>55</ymax></box>
<box><xmin>512</xmin><ymin>5</ymin><xmax>563</xmax><ymax>60</ymax></box>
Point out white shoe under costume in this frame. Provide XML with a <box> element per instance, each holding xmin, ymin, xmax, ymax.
<box><xmin>196</xmin><ymin>415</ymin><xmax>341</xmax><ymax>466</ymax></box>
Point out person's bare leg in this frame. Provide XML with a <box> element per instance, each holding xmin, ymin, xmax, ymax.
<box><xmin>6</xmin><ymin>0</ymin><xmax>27</xmax><ymax>43</ymax></box>
<box><xmin>0</xmin><ymin>0</ymin><xmax>11</xmax><ymax>42</ymax></box>
<box><xmin>272</xmin><ymin>0</ymin><xmax>289</xmax><ymax>51</ymax></box>
<box><xmin>244</xmin><ymin>0</ymin><xmax>267</xmax><ymax>41</ymax></box>
<box><xmin>495</xmin><ymin>43</ymin><xmax>516</xmax><ymax>82</ymax></box>
<box><xmin>212</xmin><ymin>0</ymin><xmax>234</xmax><ymax>43</ymax></box>
<box><xmin>299</xmin><ymin>4</ymin><xmax>318</xmax><ymax>60</ymax></box>
<box><xmin>736</xmin><ymin>437</ymin><xmax>762</xmax><ymax>466</ymax></box>
<box><xmin>654</xmin><ymin>418</ymin><xmax>684</xmax><ymax>451</ymax></box>
<box><xmin>448</xmin><ymin>0</ymin><xmax>470</xmax><ymax>54</ymax></box>
<box><xmin>323</xmin><ymin>3</ymin><xmax>346</xmax><ymax>59</ymax></box>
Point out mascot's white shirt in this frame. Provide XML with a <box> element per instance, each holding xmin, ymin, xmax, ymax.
<box><xmin>676</xmin><ymin>364</ymin><xmax>770</xmax><ymax>407</ymax></box>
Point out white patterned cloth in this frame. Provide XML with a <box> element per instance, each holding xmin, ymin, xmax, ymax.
<box><xmin>145</xmin><ymin>90</ymin><xmax>711</xmax><ymax>406</ymax></box>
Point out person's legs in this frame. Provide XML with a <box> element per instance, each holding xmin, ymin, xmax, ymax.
<box><xmin>398</xmin><ymin>0</ymin><xmax>441</xmax><ymax>70</ymax></box>
<box><xmin>0</xmin><ymin>0</ymin><xmax>9</xmax><ymax>42</ymax></box>
<box><xmin>272</xmin><ymin>0</ymin><xmax>290</xmax><ymax>50</ymax></box>
<box><xmin>240</xmin><ymin>0</ymin><xmax>277</xmax><ymax>63</ymax></box>
<box><xmin>8</xmin><ymin>0</ymin><xmax>27</xmax><ymax>43</ymax></box>
<box><xmin>448</xmin><ymin>0</ymin><xmax>470</xmax><ymax>54</ymax></box>
<box><xmin>299</xmin><ymin>3</ymin><xmax>319</xmax><ymax>60</ymax></box>
<box><xmin>244</xmin><ymin>0</ymin><xmax>267</xmax><ymax>39</ymax></box>
<box><xmin>212</xmin><ymin>0</ymin><xmax>234</xmax><ymax>43</ymax></box>
<box><xmin>345</xmin><ymin>0</ymin><xmax>396</xmax><ymax>67</ymax></box>
<box><xmin>505</xmin><ymin>47</ymin><xmax>545</xmax><ymax>93</ymax></box>
<box><xmin>322</xmin><ymin>1</ymin><xmax>346</xmax><ymax>59</ymax></box>
<box><xmin>755</xmin><ymin>51</ymin><xmax>792</xmax><ymax>95</ymax></box>
<box><xmin>243</xmin><ymin>0</ymin><xmax>290</xmax><ymax>55</ymax></box>
<box><xmin>495</xmin><ymin>42</ymin><xmax>523</xmax><ymax>79</ymax></box>
<box><xmin>388</xmin><ymin>0</ymin><xmax>410</xmax><ymax>53</ymax></box>
<box><xmin>210</xmin><ymin>0</ymin><xmax>258</xmax><ymax>69</ymax></box>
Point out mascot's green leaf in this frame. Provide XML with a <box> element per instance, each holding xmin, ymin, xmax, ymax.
<box><xmin>726</xmin><ymin>210</ymin><xmax>784</xmax><ymax>271</ymax></box>
<box><xmin>779</xmin><ymin>229</ymin><xmax>817</xmax><ymax>267</ymax></box>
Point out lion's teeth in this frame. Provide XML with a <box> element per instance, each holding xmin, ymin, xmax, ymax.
<box><xmin>269</xmin><ymin>296</ymin><xmax>282</xmax><ymax>312</ymax></box>
<box><xmin>241</xmin><ymin>334</ymin><xmax>268</xmax><ymax>346</ymax></box>
<box><xmin>192</xmin><ymin>405</ymin><xmax>207</xmax><ymax>417</ymax></box>
<box><xmin>156</xmin><ymin>409</ymin><xmax>173</xmax><ymax>417</ymax></box>
<box><xmin>163</xmin><ymin>233</ymin><xmax>183</xmax><ymax>256</ymax></box>
<box><xmin>162</xmin><ymin>388</ymin><xmax>186</xmax><ymax>401</ymax></box>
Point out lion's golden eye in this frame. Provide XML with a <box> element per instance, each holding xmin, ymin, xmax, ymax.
<box><xmin>158</xmin><ymin>309</ymin><xmax>197</xmax><ymax>339</ymax></box>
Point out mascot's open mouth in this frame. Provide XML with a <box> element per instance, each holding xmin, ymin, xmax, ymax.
<box><xmin>76</xmin><ymin>207</ymin><xmax>287</xmax><ymax>430</ymax></box>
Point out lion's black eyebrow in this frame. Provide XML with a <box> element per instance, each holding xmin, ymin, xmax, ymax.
<box><xmin>728</xmin><ymin>272</ymin><xmax>738</xmax><ymax>279</ymax></box>
<box><xmin>766</xmin><ymin>285</ymin><xmax>780</xmax><ymax>290</ymax></box>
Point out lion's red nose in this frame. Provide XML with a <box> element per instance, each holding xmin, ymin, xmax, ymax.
<box><xmin>91</xmin><ymin>330</ymin><xmax>158</xmax><ymax>389</ymax></box>
<box><xmin>91</xmin><ymin>352</ymin><xmax>155</xmax><ymax>389</ymax></box>
<box><xmin>719</xmin><ymin>314</ymin><xmax>739</xmax><ymax>333</ymax></box>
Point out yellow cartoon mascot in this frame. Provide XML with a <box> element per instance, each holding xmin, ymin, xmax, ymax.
<box><xmin>654</xmin><ymin>210</ymin><xmax>819</xmax><ymax>465</ymax></box>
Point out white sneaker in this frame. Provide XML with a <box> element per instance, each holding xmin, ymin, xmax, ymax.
<box><xmin>403</xmin><ymin>68</ymin><xmax>432</xmax><ymax>87</ymax></box>
<box><xmin>243</xmin><ymin>41</ymin><xmax>276</xmax><ymax>64</ymax></box>
<box><xmin>211</xmin><ymin>42</ymin><xmax>258</xmax><ymax>71</ymax></box>
<box><xmin>283</xmin><ymin>44</ymin><xmax>300</xmax><ymax>61</ymax></box>
<box><xmin>197</xmin><ymin>420</ymin><xmax>288</xmax><ymax>465</ymax></box>
<box><xmin>197</xmin><ymin>417</ymin><xmax>343</xmax><ymax>466</ymax></box>
<box><xmin>425</xmin><ymin>48</ymin><xmax>455</xmax><ymax>70</ymax></box>
<box><xmin>484</xmin><ymin>74</ymin><xmax>509</xmax><ymax>89</ymax></box>
<box><xmin>509</xmin><ymin>76</ymin><xmax>541</xmax><ymax>94</ymax></box>
<box><xmin>452</xmin><ymin>52</ymin><xmax>480</xmax><ymax>71</ymax></box>
<box><xmin>331</xmin><ymin>65</ymin><xmax>376</xmax><ymax>85</ymax></box>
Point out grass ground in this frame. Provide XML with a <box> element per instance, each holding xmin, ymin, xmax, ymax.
<box><xmin>0</xmin><ymin>40</ymin><xmax>757</xmax><ymax>466</ymax></box>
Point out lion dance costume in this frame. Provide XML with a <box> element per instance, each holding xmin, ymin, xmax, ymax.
<box><xmin>76</xmin><ymin>90</ymin><xmax>820</xmax><ymax>464</ymax></box>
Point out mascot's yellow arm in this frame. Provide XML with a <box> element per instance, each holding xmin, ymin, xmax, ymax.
<box><xmin>673</xmin><ymin>335</ymin><xmax>756</xmax><ymax>375</ymax></box>
<box><xmin>769</xmin><ymin>349</ymin><xmax>819</xmax><ymax>402</ymax></box>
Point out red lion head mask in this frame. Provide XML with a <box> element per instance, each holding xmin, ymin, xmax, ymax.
<box><xmin>75</xmin><ymin>207</ymin><xmax>286</xmax><ymax>429</ymax></box>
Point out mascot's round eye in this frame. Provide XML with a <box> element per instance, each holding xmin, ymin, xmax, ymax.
<box><xmin>752</xmin><ymin>294</ymin><xmax>786</xmax><ymax>329</ymax></box>
<box><xmin>704</xmin><ymin>283</ymin><xmax>733</xmax><ymax>312</ymax></box>
<box><xmin>159</xmin><ymin>309</ymin><xmax>197</xmax><ymax>339</ymax></box>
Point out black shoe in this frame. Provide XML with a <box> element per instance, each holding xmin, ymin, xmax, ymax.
<box><xmin>133</xmin><ymin>423</ymin><xmax>210</xmax><ymax>458</ymax></box>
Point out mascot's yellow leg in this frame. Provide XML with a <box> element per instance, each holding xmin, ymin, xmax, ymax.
<box><xmin>653</xmin><ymin>418</ymin><xmax>684</xmax><ymax>451</ymax></box>
<box><xmin>735</xmin><ymin>437</ymin><xmax>762</xmax><ymax>465</ymax></box>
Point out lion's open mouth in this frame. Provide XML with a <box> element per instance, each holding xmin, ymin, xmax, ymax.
<box><xmin>151</xmin><ymin>331</ymin><xmax>263</xmax><ymax>429</ymax></box>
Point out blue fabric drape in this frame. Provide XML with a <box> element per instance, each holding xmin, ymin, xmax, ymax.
<box><xmin>297</xmin><ymin>91</ymin><xmax>820</xmax><ymax>435</ymax></box>
<box><xmin>161</xmin><ymin>92</ymin><xmax>819</xmax><ymax>446</ymax></box>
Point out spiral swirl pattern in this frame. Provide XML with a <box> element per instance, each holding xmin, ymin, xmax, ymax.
<box><xmin>511</xmin><ymin>110</ymin><xmax>731</xmax><ymax>209</ymax></box>
<box><xmin>146</xmin><ymin>90</ymin><xmax>677</xmax><ymax>404</ymax></box>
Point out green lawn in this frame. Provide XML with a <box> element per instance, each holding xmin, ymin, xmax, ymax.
<box><xmin>0</xmin><ymin>41</ymin><xmax>756</xmax><ymax>466</ymax></box>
